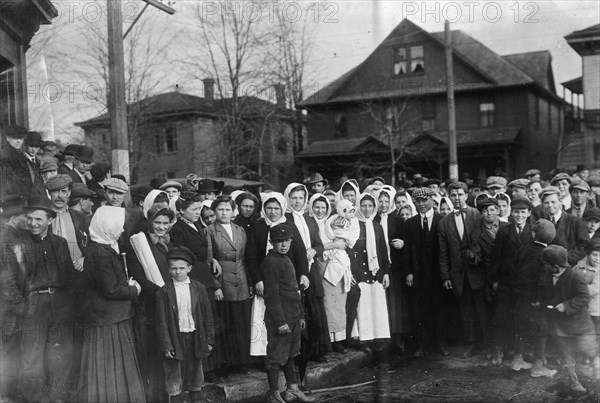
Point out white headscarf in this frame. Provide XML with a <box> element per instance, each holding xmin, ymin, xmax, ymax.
<box><xmin>90</xmin><ymin>206</ymin><xmax>126</xmax><ymax>254</ymax></box>
<box><xmin>336</xmin><ymin>179</ymin><xmax>360</xmax><ymax>207</ymax></box>
<box><xmin>284</xmin><ymin>183</ymin><xmax>312</xmax><ymax>252</ymax></box>
<box><xmin>355</xmin><ymin>193</ymin><xmax>380</xmax><ymax>276</ymax></box>
<box><xmin>261</xmin><ymin>192</ymin><xmax>288</xmax><ymax>253</ymax></box>
<box><xmin>374</xmin><ymin>186</ymin><xmax>396</xmax><ymax>260</ymax></box>
<box><xmin>494</xmin><ymin>192</ymin><xmax>512</xmax><ymax>222</ymax></box>
<box><xmin>308</xmin><ymin>193</ymin><xmax>331</xmax><ymax>245</ymax></box>
<box><xmin>143</xmin><ymin>189</ymin><xmax>168</xmax><ymax>219</ymax></box>
<box><xmin>198</xmin><ymin>200</ymin><xmax>213</xmax><ymax>228</ymax></box>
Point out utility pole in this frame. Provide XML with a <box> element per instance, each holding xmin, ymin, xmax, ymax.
<box><xmin>445</xmin><ymin>20</ymin><xmax>458</xmax><ymax>180</ymax></box>
<box><xmin>106</xmin><ymin>0</ymin><xmax>175</xmax><ymax>182</ymax></box>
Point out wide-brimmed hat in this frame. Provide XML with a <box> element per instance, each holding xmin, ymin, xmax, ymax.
<box><xmin>306</xmin><ymin>173</ymin><xmax>328</xmax><ymax>186</ymax></box>
<box><xmin>4</xmin><ymin>125</ymin><xmax>28</xmax><ymax>139</ymax></box>
<box><xmin>75</xmin><ymin>145</ymin><xmax>94</xmax><ymax>163</ymax></box>
<box><xmin>23</xmin><ymin>196</ymin><xmax>56</xmax><ymax>218</ymax></box>
<box><xmin>0</xmin><ymin>195</ymin><xmax>27</xmax><ymax>218</ymax></box>
<box><xmin>25</xmin><ymin>131</ymin><xmax>44</xmax><ymax>147</ymax></box>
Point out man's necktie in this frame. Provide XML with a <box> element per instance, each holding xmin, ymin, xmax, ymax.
<box><xmin>551</xmin><ymin>216</ymin><xmax>556</xmax><ymax>225</ymax></box>
<box><xmin>423</xmin><ymin>216</ymin><xmax>429</xmax><ymax>236</ymax></box>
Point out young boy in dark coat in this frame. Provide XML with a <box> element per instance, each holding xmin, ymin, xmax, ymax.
<box><xmin>536</xmin><ymin>245</ymin><xmax>600</xmax><ymax>394</ymax></box>
<box><xmin>514</xmin><ymin>219</ymin><xmax>556</xmax><ymax>377</ymax></box>
<box><xmin>156</xmin><ymin>246</ymin><xmax>215</xmax><ymax>403</ymax></box>
<box><xmin>262</xmin><ymin>223</ymin><xmax>314</xmax><ymax>403</ymax></box>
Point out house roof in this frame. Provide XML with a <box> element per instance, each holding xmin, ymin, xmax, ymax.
<box><xmin>408</xmin><ymin>127</ymin><xmax>522</xmax><ymax>148</ymax></box>
<box><xmin>75</xmin><ymin>92</ymin><xmax>287</xmax><ymax>128</ymax></box>
<box><xmin>297</xmin><ymin>136</ymin><xmax>390</xmax><ymax>158</ymax></box>
<box><xmin>299</xmin><ymin>19</ymin><xmax>557</xmax><ymax>107</ymax></box>
<box><xmin>565</xmin><ymin>24</ymin><xmax>600</xmax><ymax>41</ymax></box>
<box><xmin>561</xmin><ymin>76</ymin><xmax>583</xmax><ymax>94</ymax></box>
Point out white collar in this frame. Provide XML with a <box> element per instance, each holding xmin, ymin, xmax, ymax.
<box><xmin>173</xmin><ymin>277</ymin><xmax>191</xmax><ymax>285</ymax></box>
<box><xmin>553</xmin><ymin>210</ymin><xmax>563</xmax><ymax>222</ymax></box>
<box><xmin>421</xmin><ymin>208</ymin><xmax>434</xmax><ymax>219</ymax></box>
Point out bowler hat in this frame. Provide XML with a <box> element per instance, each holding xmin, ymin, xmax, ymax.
<box><xmin>542</xmin><ymin>245</ymin><xmax>569</xmax><ymax>267</ymax></box>
<box><xmin>0</xmin><ymin>195</ymin><xmax>27</xmax><ymax>218</ymax></box>
<box><xmin>582</xmin><ymin>208</ymin><xmax>600</xmax><ymax>222</ymax></box>
<box><xmin>531</xmin><ymin>219</ymin><xmax>556</xmax><ymax>244</ymax></box>
<box><xmin>23</xmin><ymin>196</ymin><xmax>56</xmax><ymax>218</ymax></box>
<box><xmin>61</xmin><ymin>144</ymin><xmax>80</xmax><ymax>157</ymax></box>
<box><xmin>306</xmin><ymin>173</ymin><xmax>328</xmax><ymax>186</ymax></box>
<box><xmin>167</xmin><ymin>246</ymin><xmax>196</xmax><ymax>265</ymax></box>
<box><xmin>4</xmin><ymin>125</ymin><xmax>28</xmax><ymax>139</ymax></box>
<box><xmin>71</xmin><ymin>183</ymin><xmax>96</xmax><ymax>199</ymax></box>
<box><xmin>471</xmin><ymin>177</ymin><xmax>488</xmax><ymax>189</ymax></box>
<box><xmin>511</xmin><ymin>197</ymin><xmax>533</xmax><ymax>210</ymax></box>
<box><xmin>75</xmin><ymin>145</ymin><xmax>94</xmax><ymax>163</ymax></box>
<box><xmin>197</xmin><ymin>179</ymin><xmax>218</xmax><ymax>193</ymax></box>
<box><xmin>270</xmin><ymin>223</ymin><xmax>294</xmax><ymax>242</ymax></box>
<box><xmin>25</xmin><ymin>131</ymin><xmax>43</xmax><ymax>147</ymax></box>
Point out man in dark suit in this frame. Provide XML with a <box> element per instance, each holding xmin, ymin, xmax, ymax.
<box><xmin>405</xmin><ymin>187</ymin><xmax>449</xmax><ymax>356</ymax></box>
<box><xmin>1</xmin><ymin>131</ymin><xmax>45</xmax><ymax>202</ymax></box>
<box><xmin>566</xmin><ymin>181</ymin><xmax>593</xmax><ymax>219</ymax></box>
<box><xmin>538</xmin><ymin>187</ymin><xmax>589</xmax><ymax>266</ymax></box>
<box><xmin>438</xmin><ymin>181</ymin><xmax>484</xmax><ymax>357</ymax></box>
<box><xmin>44</xmin><ymin>175</ymin><xmax>90</xmax><ymax>271</ymax></box>
<box><xmin>71</xmin><ymin>145</ymin><xmax>94</xmax><ymax>185</ymax></box>
<box><xmin>490</xmin><ymin>197</ymin><xmax>534</xmax><ymax>368</ymax></box>
<box><xmin>57</xmin><ymin>144</ymin><xmax>79</xmax><ymax>177</ymax></box>
<box><xmin>0</xmin><ymin>125</ymin><xmax>27</xmax><ymax>195</ymax></box>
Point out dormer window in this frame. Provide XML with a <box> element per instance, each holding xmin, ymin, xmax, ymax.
<box><xmin>394</xmin><ymin>46</ymin><xmax>424</xmax><ymax>76</ymax></box>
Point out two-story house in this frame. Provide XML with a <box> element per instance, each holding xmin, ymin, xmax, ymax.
<box><xmin>297</xmin><ymin>19</ymin><xmax>564</xmax><ymax>183</ymax></box>
<box><xmin>75</xmin><ymin>81</ymin><xmax>297</xmax><ymax>188</ymax></box>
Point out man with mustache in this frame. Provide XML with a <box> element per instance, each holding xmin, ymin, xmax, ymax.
<box><xmin>44</xmin><ymin>175</ymin><xmax>90</xmax><ymax>272</ymax></box>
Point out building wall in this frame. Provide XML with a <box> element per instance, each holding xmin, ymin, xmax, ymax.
<box><xmin>583</xmin><ymin>55</ymin><xmax>600</xmax><ymax>109</ymax></box>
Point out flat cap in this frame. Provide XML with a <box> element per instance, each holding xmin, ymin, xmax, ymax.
<box><xmin>71</xmin><ymin>183</ymin><xmax>96</xmax><ymax>198</ymax></box>
<box><xmin>43</xmin><ymin>174</ymin><xmax>72</xmax><ymax>191</ymax></box>
<box><xmin>412</xmin><ymin>187</ymin><xmax>434</xmax><ymax>199</ymax></box>
<box><xmin>550</xmin><ymin>173</ymin><xmax>571</xmax><ymax>185</ymax></box>
<box><xmin>486</xmin><ymin>176</ymin><xmax>507</xmax><ymax>189</ymax></box>
<box><xmin>0</xmin><ymin>195</ymin><xmax>27</xmax><ymax>217</ymax></box>
<box><xmin>511</xmin><ymin>197</ymin><xmax>533</xmax><ymax>210</ymax></box>
<box><xmin>531</xmin><ymin>219</ymin><xmax>556</xmax><ymax>244</ymax></box>
<box><xmin>40</xmin><ymin>160</ymin><xmax>58</xmax><ymax>173</ymax></box>
<box><xmin>587</xmin><ymin>174</ymin><xmax>600</xmax><ymax>187</ymax></box>
<box><xmin>582</xmin><ymin>207</ymin><xmax>600</xmax><ymax>222</ymax></box>
<box><xmin>508</xmin><ymin>178</ymin><xmax>530</xmax><ymax>189</ymax></box>
<box><xmin>447</xmin><ymin>181</ymin><xmax>468</xmax><ymax>192</ymax></box>
<box><xmin>524</xmin><ymin>169</ymin><xmax>541</xmax><ymax>177</ymax></box>
<box><xmin>476</xmin><ymin>197</ymin><xmax>499</xmax><ymax>212</ymax></box>
<box><xmin>166</xmin><ymin>246</ymin><xmax>196</xmax><ymax>265</ymax></box>
<box><xmin>569</xmin><ymin>181</ymin><xmax>590</xmax><ymax>192</ymax></box>
<box><xmin>270</xmin><ymin>223</ymin><xmax>294</xmax><ymax>242</ymax></box>
<box><xmin>103</xmin><ymin>178</ymin><xmax>128</xmax><ymax>194</ymax></box>
<box><xmin>159</xmin><ymin>180</ymin><xmax>182</xmax><ymax>191</ymax></box>
<box><xmin>542</xmin><ymin>245</ymin><xmax>569</xmax><ymax>267</ymax></box>
<box><xmin>539</xmin><ymin>186</ymin><xmax>560</xmax><ymax>201</ymax></box>
<box><xmin>586</xmin><ymin>239</ymin><xmax>600</xmax><ymax>254</ymax></box>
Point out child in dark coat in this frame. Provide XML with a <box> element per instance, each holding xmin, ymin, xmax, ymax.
<box><xmin>156</xmin><ymin>247</ymin><xmax>215</xmax><ymax>403</ymax></box>
<box><xmin>536</xmin><ymin>245</ymin><xmax>600</xmax><ymax>394</ymax></box>
<box><xmin>262</xmin><ymin>223</ymin><xmax>314</xmax><ymax>403</ymax></box>
<box><xmin>514</xmin><ymin>219</ymin><xmax>556</xmax><ymax>377</ymax></box>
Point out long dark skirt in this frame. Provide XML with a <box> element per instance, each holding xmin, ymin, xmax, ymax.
<box><xmin>217</xmin><ymin>298</ymin><xmax>252</xmax><ymax>368</ymax></box>
<box><xmin>387</xmin><ymin>269</ymin><xmax>413</xmax><ymax>335</ymax></box>
<box><xmin>79</xmin><ymin>319</ymin><xmax>146</xmax><ymax>403</ymax></box>
<box><xmin>303</xmin><ymin>261</ymin><xmax>332</xmax><ymax>357</ymax></box>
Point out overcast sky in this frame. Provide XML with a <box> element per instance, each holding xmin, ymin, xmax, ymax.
<box><xmin>29</xmin><ymin>0</ymin><xmax>600</xmax><ymax>142</ymax></box>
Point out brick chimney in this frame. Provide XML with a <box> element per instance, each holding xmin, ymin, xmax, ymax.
<box><xmin>203</xmin><ymin>78</ymin><xmax>215</xmax><ymax>102</ymax></box>
<box><xmin>274</xmin><ymin>83</ymin><xmax>285</xmax><ymax>108</ymax></box>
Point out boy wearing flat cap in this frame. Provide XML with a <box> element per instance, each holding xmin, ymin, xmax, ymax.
<box><xmin>155</xmin><ymin>246</ymin><xmax>214</xmax><ymax>403</ymax></box>
<box><xmin>536</xmin><ymin>245</ymin><xmax>599</xmax><ymax>394</ymax></box>
<box><xmin>582</xmin><ymin>207</ymin><xmax>600</xmax><ymax>240</ymax></box>
<box><xmin>262</xmin><ymin>223</ymin><xmax>313</xmax><ymax>403</ymax></box>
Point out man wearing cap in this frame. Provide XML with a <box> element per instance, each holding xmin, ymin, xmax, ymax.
<box><xmin>40</xmin><ymin>160</ymin><xmax>58</xmax><ymax>182</ymax></box>
<box><xmin>537</xmin><ymin>245</ymin><xmax>599</xmax><ymax>393</ymax></box>
<box><xmin>71</xmin><ymin>145</ymin><xmax>94</xmax><ymax>185</ymax></box>
<box><xmin>103</xmin><ymin>177</ymin><xmax>129</xmax><ymax>207</ymax></box>
<box><xmin>574</xmin><ymin>164</ymin><xmax>590</xmax><ymax>182</ymax></box>
<box><xmin>0</xmin><ymin>195</ymin><xmax>28</xmax><ymax>399</ymax></box>
<box><xmin>566</xmin><ymin>181</ymin><xmax>592</xmax><ymax>219</ymax></box>
<box><xmin>196</xmin><ymin>179</ymin><xmax>220</xmax><ymax>201</ymax></box>
<box><xmin>57</xmin><ymin>144</ymin><xmax>79</xmax><ymax>177</ymax></box>
<box><xmin>507</xmin><ymin>178</ymin><xmax>529</xmax><ymax>200</ymax></box>
<box><xmin>489</xmin><ymin>197</ymin><xmax>533</xmax><ymax>367</ymax></box>
<box><xmin>131</xmin><ymin>184</ymin><xmax>154</xmax><ymax>209</ymax></box>
<box><xmin>424</xmin><ymin>178</ymin><xmax>442</xmax><ymax>196</ymax></box>
<box><xmin>582</xmin><ymin>208</ymin><xmax>600</xmax><ymax>240</ymax></box>
<box><xmin>539</xmin><ymin>186</ymin><xmax>589</xmax><ymax>266</ymax></box>
<box><xmin>526</xmin><ymin>179</ymin><xmax>543</xmax><ymax>209</ymax></box>
<box><xmin>68</xmin><ymin>183</ymin><xmax>96</xmax><ymax>217</ymax></box>
<box><xmin>438</xmin><ymin>181</ymin><xmax>484</xmax><ymax>357</ymax></box>
<box><xmin>159</xmin><ymin>180</ymin><xmax>182</xmax><ymax>200</ymax></box>
<box><xmin>5</xmin><ymin>196</ymin><xmax>79</xmax><ymax>402</ymax></box>
<box><xmin>305</xmin><ymin>173</ymin><xmax>328</xmax><ymax>195</ymax></box>
<box><xmin>1</xmin><ymin>131</ymin><xmax>45</xmax><ymax>202</ymax></box>
<box><xmin>486</xmin><ymin>176</ymin><xmax>507</xmax><ymax>197</ymax></box>
<box><xmin>466</xmin><ymin>177</ymin><xmax>488</xmax><ymax>207</ymax></box>
<box><xmin>524</xmin><ymin>169</ymin><xmax>541</xmax><ymax>182</ymax></box>
<box><xmin>550</xmin><ymin>173</ymin><xmax>572</xmax><ymax>210</ymax></box>
<box><xmin>45</xmin><ymin>175</ymin><xmax>90</xmax><ymax>271</ymax></box>
<box><xmin>405</xmin><ymin>187</ymin><xmax>449</xmax><ymax>356</ymax></box>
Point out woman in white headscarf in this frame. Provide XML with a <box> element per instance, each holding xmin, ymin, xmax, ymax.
<box><xmin>350</xmin><ymin>193</ymin><xmax>391</xmax><ymax>351</ymax></box>
<box><xmin>79</xmin><ymin>206</ymin><xmax>145</xmax><ymax>403</ymax></box>
<box><xmin>284</xmin><ymin>183</ymin><xmax>331</xmax><ymax>362</ymax></box>
<box><xmin>336</xmin><ymin>179</ymin><xmax>360</xmax><ymax>207</ymax></box>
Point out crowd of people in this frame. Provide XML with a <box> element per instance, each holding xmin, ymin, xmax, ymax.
<box><xmin>1</xmin><ymin>123</ymin><xmax>599</xmax><ymax>402</ymax></box>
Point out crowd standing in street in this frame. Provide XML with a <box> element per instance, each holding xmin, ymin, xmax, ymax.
<box><xmin>0</xmin><ymin>123</ymin><xmax>599</xmax><ymax>402</ymax></box>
